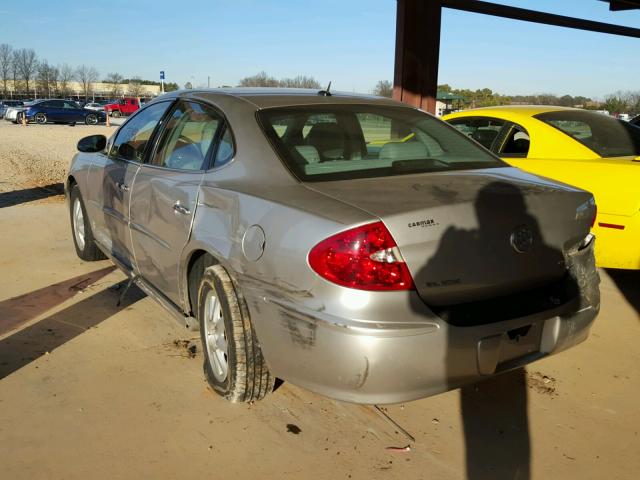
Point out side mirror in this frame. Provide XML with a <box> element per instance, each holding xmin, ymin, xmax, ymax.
<box><xmin>77</xmin><ymin>134</ymin><xmax>106</xmax><ymax>153</ymax></box>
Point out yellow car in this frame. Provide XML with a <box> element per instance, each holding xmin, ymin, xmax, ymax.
<box><xmin>444</xmin><ymin>106</ymin><xmax>640</xmax><ymax>269</ymax></box>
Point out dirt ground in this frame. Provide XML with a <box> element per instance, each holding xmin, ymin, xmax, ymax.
<box><xmin>0</xmin><ymin>121</ymin><xmax>638</xmax><ymax>479</ymax></box>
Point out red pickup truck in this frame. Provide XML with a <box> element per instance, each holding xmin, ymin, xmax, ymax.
<box><xmin>104</xmin><ymin>97</ymin><xmax>142</xmax><ymax>117</ymax></box>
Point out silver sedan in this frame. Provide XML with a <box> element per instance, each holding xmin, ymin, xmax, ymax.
<box><xmin>66</xmin><ymin>89</ymin><xmax>600</xmax><ymax>404</ymax></box>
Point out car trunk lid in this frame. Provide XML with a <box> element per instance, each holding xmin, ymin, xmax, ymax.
<box><xmin>304</xmin><ymin>167</ymin><xmax>594</xmax><ymax>306</ymax></box>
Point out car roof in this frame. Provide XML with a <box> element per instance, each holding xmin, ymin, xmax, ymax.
<box><xmin>447</xmin><ymin>105</ymin><xmax>584</xmax><ymax>118</ymax></box>
<box><xmin>161</xmin><ymin>87</ymin><xmax>403</xmax><ymax>109</ymax></box>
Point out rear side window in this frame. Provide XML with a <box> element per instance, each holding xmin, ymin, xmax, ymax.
<box><xmin>499</xmin><ymin>124</ymin><xmax>530</xmax><ymax>158</ymax></box>
<box><xmin>110</xmin><ymin>101</ymin><xmax>172</xmax><ymax>162</ymax></box>
<box><xmin>448</xmin><ymin>117</ymin><xmax>505</xmax><ymax>150</ymax></box>
<box><xmin>259</xmin><ymin>105</ymin><xmax>504</xmax><ymax>182</ymax></box>
<box><xmin>152</xmin><ymin>100</ymin><xmax>223</xmax><ymax>171</ymax></box>
<box><xmin>536</xmin><ymin>110</ymin><xmax>640</xmax><ymax>157</ymax></box>
<box><xmin>214</xmin><ymin>125</ymin><xmax>234</xmax><ymax>168</ymax></box>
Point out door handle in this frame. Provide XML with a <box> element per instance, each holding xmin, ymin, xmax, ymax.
<box><xmin>173</xmin><ymin>201</ymin><xmax>191</xmax><ymax>215</ymax></box>
<box><xmin>115</xmin><ymin>181</ymin><xmax>130</xmax><ymax>192</ymax></box>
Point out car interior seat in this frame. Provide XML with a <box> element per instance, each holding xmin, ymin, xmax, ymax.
<box><xmin>305</xmin><ymin>123</ymin><xmax>347</xmax><ymax>161</ymax></box>
<box><xmin>166</xmin><ymin>142</ymin><xmax>205</xmax><ymax>170</ymax></box>
<box><xmin>379</xmin><ymin>141</ymin><xmax>429</xmax><ymax>162</ymax></box>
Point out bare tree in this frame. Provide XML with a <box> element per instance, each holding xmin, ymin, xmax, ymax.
<box><xmin>76</xmin><ymin>64</ymin><xmax>99</xmax><ymax>101</ymax></box>
<box><xmin>106</xmin><ymin>72</ymin><xmax>123</xmax><ymax>97</ymax></box>
<box><xmin>37</xmin><ymin>60</ymin><xmax>59</xmax><ymax>98</ymax></box>
<box><xmin>184</xmin><ymin>81</ymin><xmax>193</xmax><ymax>89</ymax></box>
<box><xmin>280</xmin><ymin>75</ymin><xmax>321</xmax><ymax>89</ymax></box>
<box><xmin>238</xmin><ymin>71</ymin><xmax>280</xmax><ymax>87</ymax></box>
<box><xmin>0</xmin><ymin>44</ymin><xmax>12</xmax><ymax>97</ymax></box>
<box><xmin>58</xmin><ymin>64</ymin><xmax>75</xmax><ymax>98</ymax></box>
<box><xmin>14</xmin><ymin>48</ymin><xmax>38</xmax><ymax>95</ymax></box>
<box><xmin>11</xmin><ymin>50</ymin><xmax>21</xmax><ymax>93</ymax></box>
<box><xmin>373</xmin><ymin>80</ymin><xmax>393</xmax><ymax>98</ymax></box>
<box><xmin>127</xmin><ymin>76</ymin><xmax>144</xmax><ymax>98</ymax></box>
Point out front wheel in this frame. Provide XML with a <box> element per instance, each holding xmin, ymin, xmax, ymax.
<box><xmin>69</xmin><ymin>184</ymin><xmax>106</xmax><ymax>261</ymax></box>
<box><xmin>198</xmin><ymin>264</ymin><xmax>274</xmax><ymax>403</ymax></box>
<box><xmin>85</xmin><ymin>113</ymin><xmax>98</xmax><ymax>125</ymax></box>
<box><xmin>35</xmin><ymin>112</ymin><xmax>47</xmax><ymax>124</ymax></box>
<box><xmin>111</xmin><ymin>110</ymin><xmax>121</xmax><ymax>118</ymax></box>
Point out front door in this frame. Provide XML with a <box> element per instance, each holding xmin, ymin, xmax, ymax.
<box><xmin>91</xmin><ymin>101</ymin><xmax>173</xmax><ymax>269</ymax></box>
<box><xmin>129</xmin><ymin>100</ymin><xmax>225</xmax><ymax>305</ymax></box>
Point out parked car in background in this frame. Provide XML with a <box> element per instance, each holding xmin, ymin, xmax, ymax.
<box><xmin>104</xmin><ymin>97</ymin><xmax>142</xmax><ymax>117</ymax></box>
<box><xmin>444</xmin><ymin>106</ymin><xmax>640</xmax><ymax>269</ymax></box>
<box><xmin>66</xmin><ymin>89</ymin><xmax>599</xmax><ymax>405</ymax></box>
<box><xmin>0</xmin><ymin>100</ymin><xmax>23</xmax><ymax>119</ymax></box>
<box><xmin>84</xmin><ymin>102</ymin><xmax>105</xmax><ymax>112</ymax></box>
<box><xmin>24</xmin><ymin>99</ymin><xmax>106</xmax><ymax>125</ymax></box>
<box><xmin>4</xmin><ymin>102</ymin><xmax>30</xmax><ymax>123</ymax></box>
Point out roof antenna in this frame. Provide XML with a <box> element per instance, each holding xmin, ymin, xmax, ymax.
<box><xmin>318</xmin><ymin>81</ymin><xmax>332</xmax><ymax>96</ymax></box>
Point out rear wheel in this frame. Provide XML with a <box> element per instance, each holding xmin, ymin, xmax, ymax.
<box><xmin>198</xmin><ymin>264</ymin><xmax>274</xmax><ymax>402</ymax></box>
<box><xmin>85</xmin><ymin>113</ymin><xmax>98</xmax><ymax>125</ymax></box>
<box><xmin>69</xmin><ymin>184</ymin><xmax>106</xmax><ymax>261</ymax></box>
<box><xmin>35</xmin><ymin>112</ymin><xmax>47</xmax><ymax>124</ymax></box>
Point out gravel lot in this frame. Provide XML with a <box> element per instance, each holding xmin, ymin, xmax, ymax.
<box><xmin>0</xmin><ymin>120</ymin><xmax>117</xmax><ymax>192</ymax></box>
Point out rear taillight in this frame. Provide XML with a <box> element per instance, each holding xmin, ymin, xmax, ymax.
<box><xmin>308</xmin><ymin>222</ymin><xmax>414</xmax><ymax>291</ymax></box>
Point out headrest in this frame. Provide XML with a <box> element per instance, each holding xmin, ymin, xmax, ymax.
<box><xmin>379</xmin><ymin>141</ymin><xmax>429</xmax><ymax>161</ymax></box>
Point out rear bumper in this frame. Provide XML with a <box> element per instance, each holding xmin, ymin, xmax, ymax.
<box><xmin>254</xmin><ymin>300</ymin><xmax>597</xmax><ymax>404</ymax></box>
<box><xmin>245</xmin><ymin>241</ymin><xmax>600</xmax><ymax>404</ymax></box>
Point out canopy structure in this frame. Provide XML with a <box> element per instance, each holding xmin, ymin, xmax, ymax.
<box><xmin>393</xmin><ymin>0</ymin><xmax>640</xmax><ymax>113</ymax></box>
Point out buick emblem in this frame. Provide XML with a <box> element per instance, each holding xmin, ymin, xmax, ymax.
<box><xmin>510</xmin><ymin>224</ymin><xmax>534</xmax><ymax>253</ymax></box>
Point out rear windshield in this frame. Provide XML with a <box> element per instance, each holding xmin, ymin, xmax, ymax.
<box><xmin>535</xmin><ymin>110</ymin><xmax>640</xmax><ymax>157</ymax></box>
<box><xmin>258</xmin><ymin>105</ymin><xmax>504</xmax><ymax>182</ymax></box>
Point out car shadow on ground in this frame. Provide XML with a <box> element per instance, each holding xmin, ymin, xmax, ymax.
<box><xmin>606</xmin><ymin>269</ymin><xmax>640</xmax><ymax>315</ymax></box>
<box><xmin>0</xmin><ymin>266</ymin><xmax>116</xmax><ymax>336</ymax></box>
<box><xmin>0</xmin><ymin>279</ymin><xmax>145</xmax><ymax>380</ymax></box>
<box><xmin>0</xmin><ymin>183</ymin><xmax>64</xmax><ymax>208</ymax></box>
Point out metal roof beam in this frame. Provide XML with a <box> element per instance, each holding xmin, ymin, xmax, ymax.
<box><xmin>442</xmin><ymin>0</ymin><xmax>640</xmax><ymax>38</ymax></box>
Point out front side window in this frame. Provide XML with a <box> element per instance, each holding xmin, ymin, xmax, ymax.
<box><xmin>152</xmin><ymin>101</ymin><xmax>223</xmax><ymax>171</ymax></box>
<box><xmin>259</xmin><ymin>105</ymin><xmax>504</xmax><ymax>182</ymax></box>
<box><xmin>110</xmin><ymin>101</ymin><xmax>172</xmax><ymax>162</ymax></box>
<box><xmin>536</xmin><ymin>110</ymin><xmax>640</xmax><ymax>157</ymax></box>
<box><xmin>448</xmin><ymin>116</ymin><xmax>506</xmax><ymax>150</ymax></box>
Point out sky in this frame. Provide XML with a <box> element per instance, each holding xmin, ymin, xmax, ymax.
<box><xmin>1</xmin><ymin>0</ymin><xmax>639</xmax><ymax>99</ymax></box>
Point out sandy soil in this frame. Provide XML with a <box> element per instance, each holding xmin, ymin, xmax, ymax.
<box><xmin>0</xmin><ymin>121</ymin><xmax>117</xmax><ymax>191</ymax></box>
<box><xmin>0</xmin><ymin>123</ymin><xmax>638</xmax><ymax>479</ymax></box>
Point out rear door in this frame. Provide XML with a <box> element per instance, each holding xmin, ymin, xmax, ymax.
<box><xmin>87</xmin><ymin>101</ymin><xmax>173</xmax><ymax>269</ymax></box>
<box><xmin>44</xmin><ymin>100</ymin><xmax>64</xmax><ymax>122</ymax></box>
<box><xmin>64</xmin><ymin>100</ymin><xmax>85</xmax><ymax>122</ymax></box>
<box><xmin>129</xmin><ymin>100</ymin><xmax>229</xmax><ymax>305</ymax></box>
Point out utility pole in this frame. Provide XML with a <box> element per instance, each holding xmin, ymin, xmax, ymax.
<box><xmin>208</xmin><ymin>76</ymin><xmax>210</xmax><ymax>88</ymax></box>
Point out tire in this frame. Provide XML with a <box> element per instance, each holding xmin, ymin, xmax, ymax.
<box><xmin>111</xmin><ymin>110</ymin><xmax>121</xmax><ymax>118</ymax></box>
<box><xmin>69</xmin><ymin>184</ymin><xmax>106</xmax><ymax>261</ymax></box>
<box><xmin>14</xmin><ymin>112</ymin><xmax>22</xmax><ymax>124</ymax></box>
<box><xmin>85</xmin><ymin>113</ymin><xmax>98</xmax><ymax>125</ymax></box>
<box><xmin>198</xmin><ymin>264</ymin><xmax>274</xmax><ymax>402</ymax></box>
<box><xmin>35</xmin><ymin>112</ymin><xmax>47</xmax><ymax>124</ymax></box>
